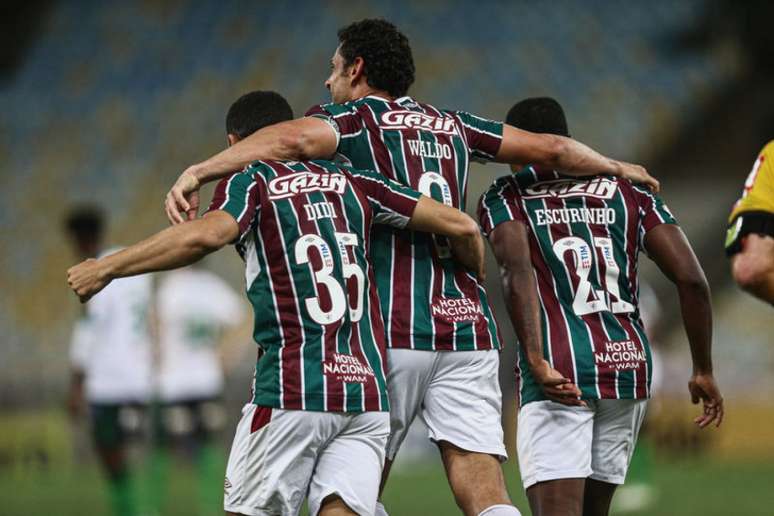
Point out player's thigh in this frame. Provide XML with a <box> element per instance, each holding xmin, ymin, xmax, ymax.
<box><xmin>516</xmin><ymin>400</ymin><xmax>595</xmax><ymax>490</ymax></box>
<box><xmin>308</xmin><ymin>411</ymin><xmax>390</xmax><ymax>516</ymax></box>
<box><xmin>224</xmin><ymin>404</ymin><xmax>330</xmax><ymax>516</ymax></box>
<box><xmin>589</xmin><ymin>399</ymin><xmax>647</xmax><ymax>485</ymax></box>
<box><xmin>423</xmin><ymin>349</ymin><xmax>507</xmax><ymax>461</ymax></box>
<box><xmin>384</xmin><ymin>349</ymin><xmax>436</xmax><ymax>460</ymax></box>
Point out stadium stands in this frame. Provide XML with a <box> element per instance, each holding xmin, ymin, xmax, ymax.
<box><xmin>0</xmin><ymin>0</ymin><xmax>744</xmax><ymax>396</ymax></box>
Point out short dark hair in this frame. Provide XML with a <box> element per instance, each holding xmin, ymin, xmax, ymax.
<box><xmin>505</xmin><ymin>97</ymin><xmax>570</xmax><ymax>137</ymax></box>
<box><xmin>337</xmin><ymin>19</ymin><xmax>415</xmax><ymax>98</ymax></box>
<box><xmin>226</xmin><ymin>91</ymin><xmax>294</xmax><ymax>139</ymax></box>
<box><xmin>64</xmin><ymin>205</ymin><xmax>104</xmax><ymax>240</ymax></box>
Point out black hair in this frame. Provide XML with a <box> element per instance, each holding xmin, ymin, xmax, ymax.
<box><xmin>337</xmin><ymin>18</ymin><xmax>415</xmax><ymax>98</ymax></box>
<box><xmin>64</xmin><ymin>205</ymin><xmax>104</xmax><ymax>240</ymax></box>
<box><xmin>505</xmin><ymin>97</ymin><xmax>570</xmax><ymax>137</ymax></box>
<box><xmin>226</xmin><ymin>90</ymin><xmax>294</xmax><ymax>139</ymax></box>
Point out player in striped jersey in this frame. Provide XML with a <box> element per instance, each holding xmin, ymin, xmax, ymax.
<box><xmin>162</xmin><ymin>19</ymin><xmax>659</xmax><ymax>516</ymax></box>
<box><xmin>726</xmin><ymin>140</ymin><xmax>774</xmax><ymax>304</ymax></box>
<box><xmin>68</xmin><ymin>90</ymin><xmax>486</xmax><ymax>516</ymax></box>
<box><xmin>478</xmin><ymin>98</ymin><xmax>724</xmax><ymax>516</ymax></box>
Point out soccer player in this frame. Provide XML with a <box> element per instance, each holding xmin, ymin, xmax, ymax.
<box><xmin>64</xmin><ymin>206</ymin><xmax>153</xmax><ymax>516</ymax></box>
<box><xmin>477</xmin><ymin>97</ymin><xmax>724</xmax><ymax>516</ymax></box>
<box><xmin>152</xmin><ymin>264</ymin><xmax>246</xmax><ymax>513</ymax></box>
<box><xmin>162</xmin><ymin>19</ymin><xmax>658</xmax><ymax>516</ymax></box>
<box><xmin>68</xmin><ymin>90</ymin><xmax>488</xmax><ymax>516</ymax></box>
<box><xmin>726</xmin><ymin>140</ymin><xmax>774</xmax><ymax>304</ymax></box>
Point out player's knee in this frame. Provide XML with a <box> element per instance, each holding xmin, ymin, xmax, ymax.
<box><xmin>731</xmin><ymin>251</ymin><xmax>771</xmax><ymax>292</ymax></box>
<box><xmin>318</xmin><ymin>494</ymin><xmax>357</xmax><ymax>516</ymax></box>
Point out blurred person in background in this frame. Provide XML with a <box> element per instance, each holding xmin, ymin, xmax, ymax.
<box><xmin>151</xmin><ymin>263</ymin><xmax>246</xmax><ymax>515</ymax></box>
<box><xmin>163</xmin><ymin>18</ymin><xmax>658</xmax><ymax>516</ymax></box>
<box><xmin>726</xmin><ymin>140</ymin><xmax>774</xmax><ymax>305</ymax></box>
<box><xmin>64</xmin><ymin>206</ymin><xmax>154</xmax><ymax>516</ymax></box>
<box><xmin>477</xmin><ymin>97</ymin><xmax>724</xmax><ymax>516</ymax></box>
<box><xmin>68</xmin><ymin>89</ymin><xmax>490</xmax><ymax>516</ymax></box>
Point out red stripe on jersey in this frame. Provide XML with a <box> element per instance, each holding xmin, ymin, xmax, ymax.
<box><xmin>389</xmin><ymin>231</ymin><xmax>413</xmax><ymax>347</ymax></box>
<box><xmin>250</xmin><ymin>406</ymin><xmax>272</xmax><ymax>433</ymax></box>
<box><xmin>321</xmin><ymin>174</ymin><xmax>381</xmax><ymax>411</ymax></box>
<box><xmin>581</xmin><ymin>197</ymin><xmax>620</xmax><ymax>398</ymax></box>
<box><xmin>259</xmin><ymin>171</ymin><xmax>304</xmax><ymax>410</ymax></box>
<box><xmin>541</xmin><ymin>207</ymin><xmax>580</xmax><ymax>385</ymax></box>
<box><xmin>620</xmin><ymin>187</ymin><xmax>649</xmax><ymax>398</ymax></box>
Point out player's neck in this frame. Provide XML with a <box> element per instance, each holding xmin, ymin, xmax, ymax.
<box><xmin>351</xmin><ymin>85</ymin><xmax>393</xmax><ymax>102</ymax></box>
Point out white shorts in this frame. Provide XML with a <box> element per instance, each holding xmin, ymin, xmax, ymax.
<box><xmin>385</xmin><ymin>348</ymin><xmax>507</xmax><ymax>462</ymax></box>
<box><xmin>224</xmin><ymin>404</ymin><xmax>390</xmax><ymax>516</ymax></box>
<box><xmin>516</xmin><ymin>399</ymin><xmax>647</xmax><ymax>489</ymax></box>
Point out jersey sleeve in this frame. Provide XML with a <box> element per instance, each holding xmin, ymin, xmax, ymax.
<box><xmin>632</xmin><ymin>184</ymin><xmax>678</xmax><ymax>248</ymax></box>
<box><xmin>477</xmin><ymin>177</ymin><xmax>526</xmax><ymax>237</ymax></box>
<box><xmin>206</xmin><ymin>169</ymin><xmax>261</xmax><ymax>241</ymax></box>
<box><xmin>305</xmin><ymin>103</ymin><xmax>364</xmax><ymax>151</ymax></box>
<box><xmin>451</xmin><ymin>111</ymin><xmax>504</xmax><ymax>163</ymax></box>
<box><xmin>347</xmin><ymin>168</ymin><xmax>422</xmax><ymax>228</ymax></box>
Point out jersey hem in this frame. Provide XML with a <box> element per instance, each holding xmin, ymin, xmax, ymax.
<box><xmin>252</xmin><ymin>393</ymin><xmax>389</xmax><ymax>413</ymax></box>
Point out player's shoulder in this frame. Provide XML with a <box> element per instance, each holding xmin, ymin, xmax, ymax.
<box><xmin>757</xmin><ymin>140</ymin><xmax>774</xmax><ymax>163</ymax></box>
<box><xmin>305</xmin><ymin>99</ymin><xmax>362</xmax><ymax>118</ymax></box>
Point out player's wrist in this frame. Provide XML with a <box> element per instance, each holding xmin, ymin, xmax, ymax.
<box><xmin>528</xmin><ymin>357</ymin><xmax>550</xmax><ymax>375</ymax></box>
<box><xmin>183</xmin><ymin>165</ymin><xmax>204</xmax><ymax>188</ymax></box>
<box><xmin>99</xmin><ymin>257</ymin><xmax>119</xmax><ymax>281</ymax></box>
<box><xmin>692</xmin><ymin>366</ymin><xmax>714</xmax><ymax>376</ymax></box>
<box><xmin>608</xmin><ymin>160</ymin><xmax>624</xmax><ymax>178</ymax></box>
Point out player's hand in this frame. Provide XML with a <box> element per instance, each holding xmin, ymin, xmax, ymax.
<box><xmin>689</xmin><ymin>372</ymin><xmax>724</xmax><ymax>429</ymax></box>
<box><xmin>615</xmin><ymin>161</ymin><xmax>660</xmax><ymax>193</ymax></box>
<box><xmin>165</xmin><ymin>166</ymin><xmax>201</xmax><ymax>225</ymax></box>
<box><xmin>531</xmin><ymin>359</ymin><xmax>586</xmax><ymax>407</ymax></box>
<box><xmin>67</xmin><ymin>258</ymin><xmax>111</xmax><ymax>303</ymax></box>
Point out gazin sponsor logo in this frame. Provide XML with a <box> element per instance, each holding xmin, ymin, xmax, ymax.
<box><xmin>380</xmin><ymin>110</ymin><xmax>458</xmax><ymax>135</ymax></box>
<box><xmin>268</xmin><ymin>172</ymin><xmax>347</xmax><ymax>200</ymax></box>
<box><xmin>522</xmin><ymin>178</ymin><xmax>618</xmax><ymax>200</ymax></box>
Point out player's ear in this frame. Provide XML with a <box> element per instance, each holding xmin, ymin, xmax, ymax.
<box><xmin>227</xmin><ymin>133</ymin><xmax>240</xmax><ymax>147</ymax></box>
<box><xmin>350</xmin><ymin>56</ymin><xmax>365</xmax><ymax>85</ymax></box>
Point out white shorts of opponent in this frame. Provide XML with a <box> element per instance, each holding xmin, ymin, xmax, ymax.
<box><xmin>517</xmin><ymin>399</ymin><xmax>648</xmax><ymax>489</ymax></box>
<box><xmin>385</xmin><ymin>348</ymin><xmax>507</xmax><ymax>462</ymax></box>
<box><xmin>224</xmin><ymin>404</ymin><xmax>389</xmax><ymax>516</ymax></box>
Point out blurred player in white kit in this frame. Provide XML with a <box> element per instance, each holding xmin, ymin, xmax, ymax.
<box><xmin>65</xmin><ymin>206</ymin><xmax>153</xmax><ymax>516</ymax></box>
<box><xmin>151</xmin><ymin>263</ymin><xmax>246</xmax><ymax>513</ymax></box>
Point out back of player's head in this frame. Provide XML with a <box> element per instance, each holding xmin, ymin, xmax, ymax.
<box><xmin>226</xmin><ymin>90</ymin><xmax>294</xmax><ymax>140</ymax></box>
<box><xmin>505</xmin><ymin>97</ymin><xmax>570</xmax><ymax>137</ymax></box>
<box><xmin>337</xmin><ymin>18</ymin><xmax>415</xmax><ymax>98</ymax></box>
<box><xmin>64</xmin><ymin>205</ymin><xmax>104</xmax><ymax>257</ymax></box>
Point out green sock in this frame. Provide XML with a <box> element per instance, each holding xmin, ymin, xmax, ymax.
<box><xmin>196</xmin><ymin>442</ymin><xmax>224</xmax><ymax>515</ymax></box>
<box><xmin>108</xmin><ymin>470</ymin><xmax>136</xmax><ymax>516</ymax></box>
<box><xmin>145</xmin><ymin>446</ymin><xmax>171</xmax><ymax>515</ymax></box>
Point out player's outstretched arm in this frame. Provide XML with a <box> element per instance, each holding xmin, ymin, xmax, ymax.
<box><xmin>488</xmin><ymin>221</ymin><xmax>584</xmax><ymax>406</ymax></box>
<box><xmin>645</xmin><ymin>224</ymin><xmax>724</xmax><ymax>428</ymax></box>
<box><xmin>67</xmin><ymin>211</ymin><xmax>238</xmax><ymax>303</ymax></box>
<box><xmin>166</xmin><ymin>117</ymin><xmax>338</xmax><ymax>224</ymax></box>
<box><xmin>406</xmin><ymin>196</ymin><xmax>486</xmax><ymax>280</ymax></box>
<box><xmin>495</xmin><ymin>125</ymin><xmax>660</xmax><ymax>192</ymax></box>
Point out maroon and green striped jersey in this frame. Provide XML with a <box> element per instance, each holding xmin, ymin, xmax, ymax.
<box><xmin>306</xmin><ymin>95</ymin><xmax>503</xmax><ymax>351</ymax></box>
<box><xmin>477</xmin><ymin>168</ymin><xmax>677</xmax><ymax>405</ymax></box>
<box><xmin>207</xmin><ymin>159</ymin><xmax>421</xmax><ymax>413</ymax></box>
